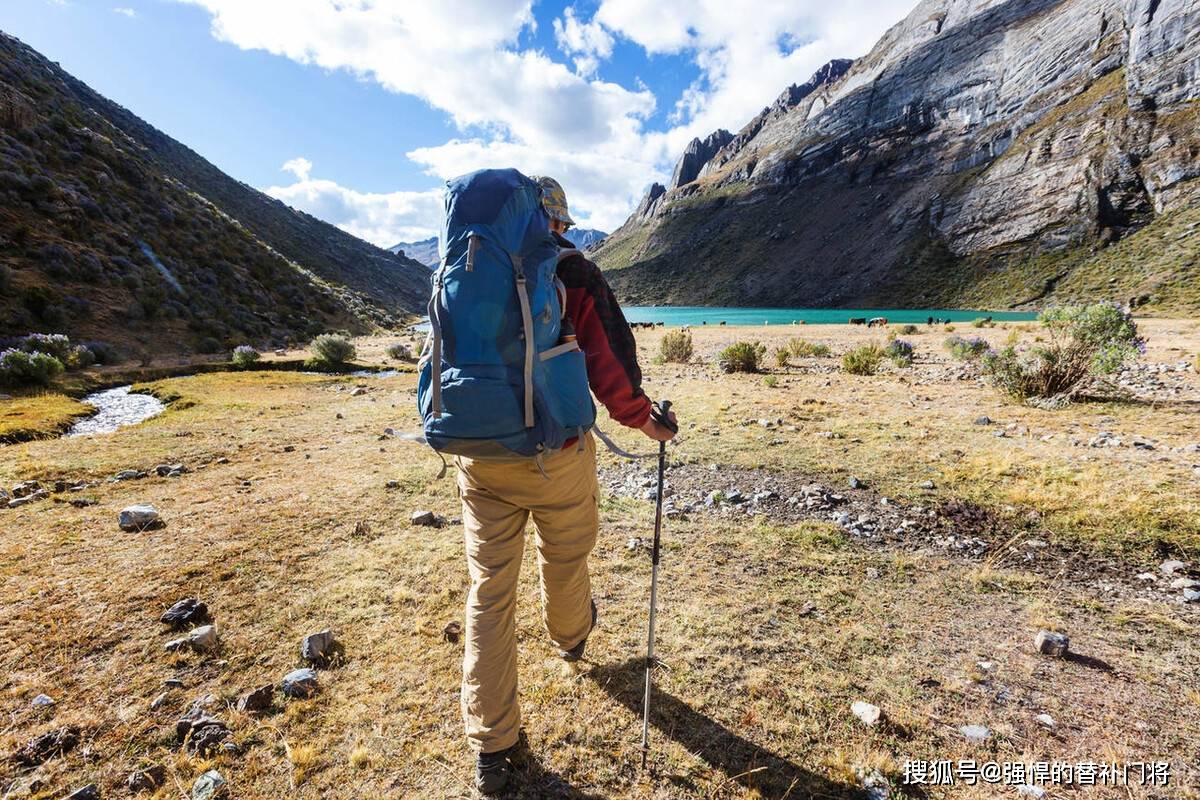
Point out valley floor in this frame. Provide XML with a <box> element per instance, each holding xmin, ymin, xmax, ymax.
<box><xmin>0</xmin><ymin>320</ymin><xmax>1197</xmax><ymax>799</ymax></box>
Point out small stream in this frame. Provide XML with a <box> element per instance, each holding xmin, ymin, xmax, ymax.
<box><xmin>67</xmin><ymin>386</ymin><xmax>165</xmax><ymax>437</ymax></box>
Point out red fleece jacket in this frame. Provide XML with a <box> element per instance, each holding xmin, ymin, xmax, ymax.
<box><xmin>555</xmin><ymin>233</ymin><xmax>652</xmax><ymax>432</ymax></box>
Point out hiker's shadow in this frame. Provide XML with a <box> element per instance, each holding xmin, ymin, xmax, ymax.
<box><xmin>587</xmin><ymin>659</ymin><xmax>865</xmax><ymax>798</ymax></box>
<box><xmin>502</xmin><ymin>744</ymin><xmax>606</xmax><ymax>799</ymax></box>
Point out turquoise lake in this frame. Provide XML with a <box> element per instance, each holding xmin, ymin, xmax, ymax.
<box><xmin>620</xmin><ymin>306</ymin><xmax>1037</xmax><ymax>326</ymax></box>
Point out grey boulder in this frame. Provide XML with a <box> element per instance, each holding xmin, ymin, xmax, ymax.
<box><xmin>1034</xmin><ymin>630</ymin><xmax>1069</xmax><ymax>657</ymax></box>
<box><xmin>119</xmin><ymin>504</ymin><xmax>160</xmax><ymax>531</ymax></box>
<box><xmin>191</xmin><ymin>770</ymin><xmax>228</xmax><ymax>800</ymax></box>
<box><xmin>281</xmin><ymin>668</ymin><xmax>318</xmax><ymax>699</ymax></box>
<box><xmin>300</xmin><ymin>629</ymin><xmax>336</xmax><ymax>664</ymax></box>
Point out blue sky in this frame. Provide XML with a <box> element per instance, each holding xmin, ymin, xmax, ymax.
<box><xmin>3</xmin><ymin>0</ymin><xmax>917</xmax><ymax>244</ymax></box>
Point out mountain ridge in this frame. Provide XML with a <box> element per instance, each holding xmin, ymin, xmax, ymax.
<box><xmin>594</xmin><ymin>0</ymin><xmax>1200</xmax><ymax>313</ymax></box>
<box><xmin>0</xmin><ymin>31</ymin><xmax>429</xmax><ymax>354</ymax></box>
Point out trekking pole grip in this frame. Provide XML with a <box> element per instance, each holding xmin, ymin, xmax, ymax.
<box><xmin>651</xmin><ymin>399</ymin><xmax>677</xmax><ymax>434</ymax></box>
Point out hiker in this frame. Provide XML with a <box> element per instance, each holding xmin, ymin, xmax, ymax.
<box><xmin>420</xmin><ymin>171</ymin><xmax>677</xmax><ymax>794</ymax></box>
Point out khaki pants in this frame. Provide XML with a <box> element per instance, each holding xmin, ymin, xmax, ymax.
<box><xmin>455</xmin><ymin>433</ymin><xmax>599</xmax><ymax>754</ymax></box>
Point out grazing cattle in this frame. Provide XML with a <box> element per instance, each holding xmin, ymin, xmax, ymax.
<box><xmin>848</xmin><ymin>317</ymin><xmax>867</xmax><ymax>325</ymax></box>
<box><xmin>927</xmin><ymin>316</ymin><xmax>934</xmax><ymax>325</ymax></box>
<box><xmin>719</xmin><ymin>320</ymin><xmax>727</xmax><ymax>326</ymax></box>
<box><xmin>867</xmin><ymin>317</ymin><xmax>888</xmax><ymax>327</ymax></box>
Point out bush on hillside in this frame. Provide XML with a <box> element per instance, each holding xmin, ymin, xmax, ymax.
<box><xmin>717</xmin><ymin>341</ymin><xmax>766</xmax><ymax>373</ymax></box>
<box><xmin>386</xmin><ymin>342</ymin><xmax>412</xmax><ymax>361</ymax></box>
<box><xmin>310</xmin><ymin>334</ymin><xmax>356</xmax><ymax>368</ymax></box>
<box><xmin>842</xmin><ymin>343</ymin><xmax>884</xmax><ymax>375</ymax></box>
<box><xmin>773</xmin><ymin>346</ymin><xmax>790</xmax><ymax>367</ymax></box>
<box><xmin>20</xmin><ymin>333</ymin><xmax>72</xmax><ymax>361</ymax></box>
<box><xmin>787</xmin><ymin>338</ymin><xmax>831</xmax><ymax>358</ymax></box>
<box><xmin>0</xmin><ymin>348</ymin><xmax>64</xmax><ymax>387</ymax></box>
<box><xmin>659</xmin><ymin>330</ymin><xmax>693</xmax><ymax>363</ymax></box>
<box><xmin>899</xmin><ymin>324</ymin><xmax>919</xmax><ymax>335</ymax></box>
<box><xmin>884</xmin><ymin>339</ymin><xmax>915</xmax><ymax>367</ymax></box>
<box><xmin>65</xmin><ymin>344</ymin><xmax>95</xmax><ymax>369</ymax></box>
<box><xmin>232</xmin><ymin>345</ymin><xmax>261</xmax><ymax>368</ymax></box>
<box><xmin>945</xmin><ymin>335</ymin><xmax>989</xmax><ymax>360</ymax></box>
<box><xmin>982</xmin><ymin>302</ymin><xmax>1143</xmax><ymax>405</ymax></box>
<box><xmin>83</xmin><ymin>340</ymin><xmax>117</xmax><ymax>365</ymax></box>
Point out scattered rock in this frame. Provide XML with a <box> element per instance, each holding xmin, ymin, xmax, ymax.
<box><xmin>68</xmin><ymin>498</ymin><xmax>98</xmax><ymax>508</ymax></box>
<box><xmin>850</xmin><ymin>700</ymin><xmax>881</xmax><ymax>727</ymax></box>
<box><xmin>959</xmin><ymin>724</ymin><xmax>990</xmax><ymax>744</ymax></box>
<box><xmin>113</xmin><ymin>470</ymin><xmax>144</xmax><ymax>481</ymax></box>
<box><xmin>1135</xmin><ymin>572</ymin><xmax>1157</xmax><ymax>582</ymax></box>
<box><xmin>1160</xmin><ymin>559</ymin><xmax>1187</xmax><ymax>575</ymax></box>
<box><xmin>164</xmin><ymin>678</ymin><xmax>185</xmax><ymax>689</ymax></box>
<box><xmin>31</xmin><ymin>693</ymin><xmax>54</xmax><ymax>708</ymax></box>
<box><xmin>150</xmin><ymin>692</ymin><xmax>169</xmax><ymax>710</ymax></box>
<box><xmin>236</xmin><ymin>683</ymin><xmax>274</xmax><ymax>714</ymax></box>
<box><xmin>119</xmin><ymin>504</ymin><xmax>160</xmax><ymax>531</ymax></box>
<box><xmin>160</xmin><ymin>598</ymin><xmax>208</xmax><ymax>628</ymax></box>
<box><xmin>11</xmin><ymin>726</ymin><xmax>79</xmax><ymax>766</ymax></box>
<box><xmin>166</xmin><ymin>624</ymin><xmax>218</xmax><ymax>654</ymax></box>
<box><xmin>281</xmin><ymin>668</ymin><xmax>318</xmax><ymax>699</ymax></box>
<box><xmin>154</xmin><ymin>464</ymin><xmax>186</xmax><ymax>477</ymax></box>
<box><xmin>626</xmin><ymin>537</ymin><xmax>641</xmax><ymax>550</ymax></box>
<box><xmin>1170</xmin><ymin>577</ymin><xmax>1200</xmax><ymax>590</ymax></box>
<box><xmin>1017</xmin><ymin>784</ymin><xmax>1046</xmax><ymax>798</ymax></box>
<box><xmin>848</xmin><ymin>476</ymin><xmax>864</xmax><ymax>490</ymax></box>
<box><xmin>385</xmin><ymin>479</ymin><xmax>400</xmax><ymax>489</ymax></box>
<box><xmin>300</xmin><ymin>629</ymin><xmax>336</xmax><ymax>664</ymax></box>
<box><xmin>974</xmin><ymin>416</ymin><xmax>992</xmax><ymax>425</ymax></box>
<box><xmin>410</xmin><ymin>510</ymin><xmax>437</xmax><ymax>527</ymax></box>
<box><xmin>186</xmin><ymin>719</ymin><xmax>231</xmax><ymax>755</ymax></box>
<box><xmin>126</xmin><ymin>765</ymin><xmax>166</xmax><ymax>793</ymax></box>
<box><xmin>191</xmin><ymin>770</ymin><xmax>228</xmax><ymax>800</ymax></box>
<box><xmin>856</xmin><ymin>766</ymin><xmax>890</xmax><ymax>800</ymax></box>
<box><xmin>918</xmin><ymin>480</ymin><xmax>935</xmax><ymax>490</ymax></box>
<box><xmin>1034</xmin><ymin>630</ymin><xmax>1069</xmax><ymax>657</ymax></box>
<box><xmin>8</xmin><ymin>490</ymin><xmax>48</xmax><ymax>508</ymax></box>
<box><xmin>443</xmin><ymin>621</ymin><xmax>463</xmax><ymax>643</ymax></box>
<box><xmin>350</xmin><ymin>387</ymin><xmax>367</xmax><ymax>397</ymax></box>
<box><xmin>1035</xmin><ymin>713</ymin><xmax>1055</xmax><ymax>728</ymax></box>
<box><xmin>62</xmin><ymin>785</ymin><xmax>100</xmax><ymax>800</ymax></box>
<box><xmin>1184</xmin><ymin>588</ymin><xmax>1200</xmax><ymax>603</ymax></box>
<box><xmin>12</xmin><ymin>480</ymin><xmax>41</xmax><ymax>497</ymax></box>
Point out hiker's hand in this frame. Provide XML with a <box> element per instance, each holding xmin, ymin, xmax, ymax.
<box><xmin>640</xmin><ymin>410</ymin><xmax>677</xmax><ymax>442</ymax></box>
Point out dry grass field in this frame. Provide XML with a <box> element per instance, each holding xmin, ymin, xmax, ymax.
<box><xmin>1</xmin><ymin>319</ymin><xmax>1197</xmax><ymax>799</ymax></box>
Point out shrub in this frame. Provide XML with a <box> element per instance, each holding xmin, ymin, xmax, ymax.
<box><xmin>786</xmin><ymin>338</ymin><xmax>831</xmax><ymax>358</ymax></box>
<box><xmin>971</xmin><ymin>317</ymin><xmax>994</xmax><ymax>328</ymax></box>
<box><xmin>65</xmin><ymin>344</ymin><xmax>95</xmax><ymax>369</ymax></box>
<box><xmin>232</xmin><ymin>345</ymin><xmax>261</xmax><ymax>368</ymax></box>
<box><xmin>982</xmin><ymin>302</ymin><xmax>1144</xmax><ymax>404</ymax></box>
<box><xmin>0</xmin><ymin>348</ymin><xmax>64</xmax><ymax>386</ymax></box>
<box><xmin>83</xmin><ymin>340</ymin><xmax>117</xmax><ymax>365</ymax></box>
<box><xmin>884</xmin><ymin>339</ymin><xmax>914</xmax><ymax>367</ymax></box>
<box><xmin>386</xmin><ymin>342</ymin><xmax>412</xmax><ymax>361</ymax></box>
<box><xmin>899</xmin><ymin>324</ymin><xmax>919</xmax><ymax>335</ymax></box>
<box><xmin>717</xmin><ymin>341</ymin><xmax>766</xmax><ymax>373</ymax></box>
<box><xmin>843</xmin><ymin>343</ymin><xmax>884</xmax><ymax>375</ymax></box>
<box><xmin>773</xmin><ymin>347</ymin><xmax>790</xmax><ymax>367</ymax></box>
<box><xmin>197</xmin><ymin>337</ymin><xmax>222</xmax><ymax>354</ymax></box>
<box><xmin>763</xmin><ymin>375</ymin><xmax>779</xmax><ymax>388</ymax></box>
<box><xmin>659</xmin><ymin>330</ymin><xmax>693</xmax><ymax>363</ymax></box>
<box><xmin>310</xmin><ymin>334</ymin><xmax>356</xmax><ymax>367</ymax></box>
<box><xmin>945</xmin><ymin>335</ymin><xmax>989</xmax><ymax>360</ymax></box>
<box><xmin>20</xmin><ymin>332</ymin><xmax>73</xmax><ymax>361</ymax></box>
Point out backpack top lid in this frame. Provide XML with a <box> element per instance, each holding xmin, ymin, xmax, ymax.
<box><xmin>442</xmin><ymin>168</ymin><xmax>552</xmax><ymax>265</ymax></box>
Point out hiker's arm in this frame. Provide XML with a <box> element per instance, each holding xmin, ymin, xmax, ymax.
<box><xmin>561</xmin><ymin>261</ymin><xmax>652</xmax><ymax>429</ymax></box>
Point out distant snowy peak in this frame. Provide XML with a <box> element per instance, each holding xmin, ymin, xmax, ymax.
<box><xmin>389</xmin><ymin>237</ymin><xmax>438</xmax><ymax>269</ymax></box>
<box><xmin>392</xmin><ymin>229</ymin><xmax>607</xmax><ymax>268</ymax></box>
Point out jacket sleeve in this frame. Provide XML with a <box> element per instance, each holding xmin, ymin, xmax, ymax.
<box><xmin>558</xmin><ymin>253</ymin><xmax>652</xmax><ymax>429</ymax></box>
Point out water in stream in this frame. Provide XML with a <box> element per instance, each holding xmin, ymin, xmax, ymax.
<box><xmin>67</xmin><ymin>386</ymin><xmax>165</xmax><ymax>437</ymax></box>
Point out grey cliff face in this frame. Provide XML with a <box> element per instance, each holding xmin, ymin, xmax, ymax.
<box><xmin>670</xmin><ymin>129</ymin><xmax>734</xmax><ymax>189</ymax></box>
<box><xmin>594</xmin><ymin>0</ymin><xmax>1200</xmax><ymax>311</ymax></box>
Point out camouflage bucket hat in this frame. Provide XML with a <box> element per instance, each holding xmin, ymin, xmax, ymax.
<box><xmin>530</xmin><ymin>175</ymin><xmax>576</xmax><ymax>227</ymax></box>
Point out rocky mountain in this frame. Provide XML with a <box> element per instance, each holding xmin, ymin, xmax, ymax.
<box><xmin>0</xmin><ymin>32</ymin><xmax>430</xmax><ymax>355</ymax></box>
<box><xmin>594</xmin><ymin>0</ymin><xmax>1200</xmax><ymax>313</ymax></box>
<box><xmin>565</xmin><ymin>227</ymin><xmax>608</xmax><ymax>250</ymax></box>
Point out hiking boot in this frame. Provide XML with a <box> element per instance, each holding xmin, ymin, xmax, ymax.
<box><xmin>475</xmin><ymin>747</ymin><xmax>512</xmax><ymax>795</ymax></box>
<box><xmin>558</xmin><ymin>599</ymin><xmax>597</xmax><ymax>662</ymax></box>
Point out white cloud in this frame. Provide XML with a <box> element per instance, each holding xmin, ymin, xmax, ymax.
<box><xmin>180</xmin><ymin>0</ymin><xmax>919</xmax><ymax>239</ymax></box>
<box><xmin>265</xmin><ymin>159</ymin><xmax>444</xmax><ymax>247</ymax></box>
<box><xmin>553</xmin><ymin>6</ymin><xmax>615</xmax><ymax>77</ymax></box>
<box><xmin>112</xmin><ymin>6</ymin><xmax>137</xmax><ymax>17</ymax></box>
<box><xmin>281</xmin><ymin>156</ymin><xmax>312</xmax><ymax>181</ymax></box>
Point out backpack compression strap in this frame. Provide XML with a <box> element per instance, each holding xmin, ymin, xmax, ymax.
<box><xmin>509</xmin><ymin>252</ymin><xmax>535</xmax><ymax>428</ymax></box>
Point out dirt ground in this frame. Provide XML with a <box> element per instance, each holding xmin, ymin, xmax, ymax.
<box><xmin>0</xmin><ymin>318</ymin><xmax>1197</xmax><ymax>799</ymax></box>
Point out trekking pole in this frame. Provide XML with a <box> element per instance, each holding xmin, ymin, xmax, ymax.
<box><xmin>641</xmin><ymin>400</ymin><xmax>676</xmax><ymax>771</ymax></box>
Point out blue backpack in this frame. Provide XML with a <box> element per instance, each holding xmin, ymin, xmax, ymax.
<box><xmin>417</xmin><ymin>168</ymin><xmax>596</xmax><ymax>460</ymax></box>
